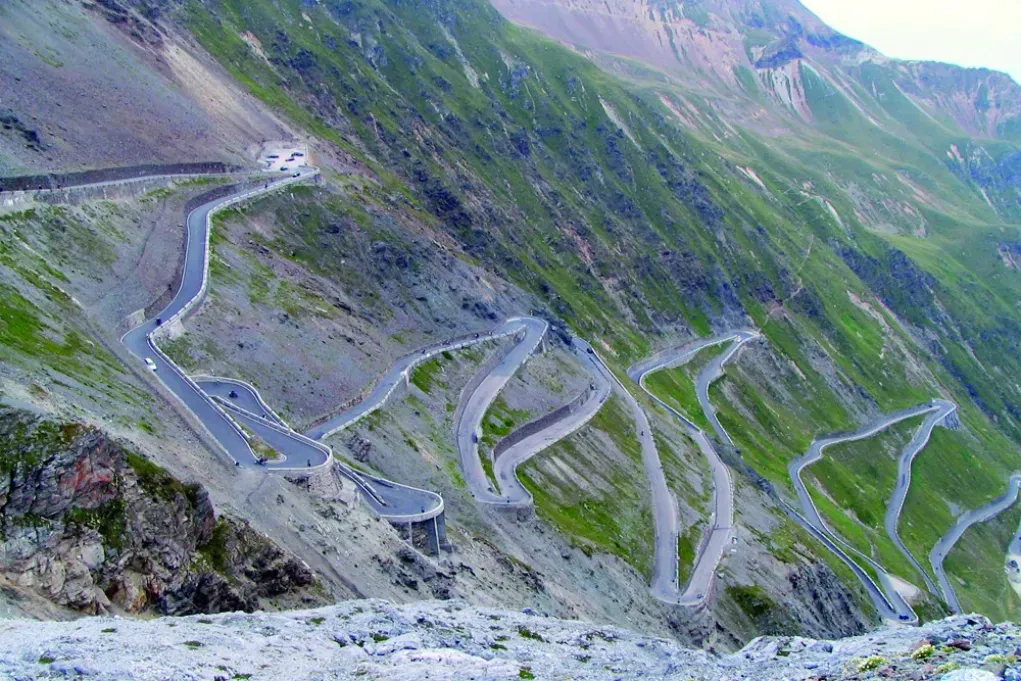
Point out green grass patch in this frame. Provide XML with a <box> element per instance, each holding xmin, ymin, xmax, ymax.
<box><xmin>643</xmin><ymin>340</ymin><xmax>727</xmax><ymax>428</ymax></box>
<box><xmin>519</xmin><ymin>395</ymin><xmax>654</xmax><ymax>578</ymax></box>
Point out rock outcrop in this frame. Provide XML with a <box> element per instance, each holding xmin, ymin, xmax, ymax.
<box><xmin>1</xmin><ymin>600</ymin><xmax>1018</xmax><ymax>680</ymax></box>
<box><xmin>0</xmin><ymin>408</ymin><xmax>315</xmax><ymax>616</ymax></box>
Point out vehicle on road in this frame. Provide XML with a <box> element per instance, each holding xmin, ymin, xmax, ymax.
<box><xmin>586</xmin><ymin>347</ymin><xmax>594</xmax><ymax>354</ymax></box>
<box><xmin>144</xmin><ymin>358</ymin><xmax>158</xmax><ymax>372</ymax></box>
<box><xmin>267</xmin><ymin>154</ymin><xmax>279</xmax><ymax>159</ymax></box>
<box><xmin>471</xmin><ymin>432</ymin><xmax>479</xmax><ymax>444</ymax></box>
<box><xmin>898</xmin><ymin>615</ymin><xmax>911</xmax><ymax>621</ymax></box>
<box><xmin>228</xmin><ymin>390</ymin><xmax>239</xmax><ymax>399</ymax></box>
<box><xmin>292</xmin><ymin>172</ymin><xmax>300</xmax><ymax>178</ymax></box>
<box><xmin>293</xmin><ymin>152</ymin><xmax>304</xmax><ymax>157</ymax></box>
<box><xmin>155</xmin><ymin>317</ymin><xmax>162</xmax><ymax>326</ymax></box>
<box><xmin>281</xmin><ymin>166</ymin><xmax>289</xmax><ymax>171</ymax></box>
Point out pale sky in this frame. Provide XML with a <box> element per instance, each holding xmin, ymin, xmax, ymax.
<box><xmin>800</xmin><ymin>0</ymin><xmax>1021</xmax><ymax>84</ymax></box>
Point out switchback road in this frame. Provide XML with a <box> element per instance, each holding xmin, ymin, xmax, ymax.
<box><xmin>930</xmin><ymin>473</ymin><xmax>1021</xmax><ymax>613</ymax></box>
<box><xmin>627</xmin><ymin>330</ymin><xmax>757</xmax><ymax>606</ymax></box>
<box><xmin>789</xmin><ymin>401</ymin><xmax>957</xmax><ymax>622</ymax></box>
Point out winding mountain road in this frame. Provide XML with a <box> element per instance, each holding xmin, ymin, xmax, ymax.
<box><xmin>121</xmin><ymin>168</ymin><xmax>320</xmax><ymax>470</ymax></box>
<box><xmin>885</xmin><ymin>400</ymin><xmax>958</xmax><ymax>596</ymax></box>
<box><xmin>116</xmin><ymin>165</ymin><xmax>451</xmax><ymax>523</ymax></box>
<box><xmin>930</xmin><ymin>473</ymin><xmax>1021</xmax><ymax>613</ymax></box>
<box><xmin>788</xmin><ymin>401</ymin><xmax>957</xmax><ymax>622</ymax></box>
<box><xmin>474</xmin><ymin>337</ymin><xmax>614</xmax><ymax>506</ymax></box>
<box><xmin>627</xmin><ymin>330</ymin><xmax>758</xmax><ymax>605</ymax></box>
<box><xmin>38</xmin><ymin>164</ymin><xmax>1017</xmax><ymax>614</ymax></box>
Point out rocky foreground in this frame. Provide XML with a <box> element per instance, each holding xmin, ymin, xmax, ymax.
<box><xmin>1</xmin><ymin>600</ymin><xmax>1018</xmax><ymax>680</ymax></box>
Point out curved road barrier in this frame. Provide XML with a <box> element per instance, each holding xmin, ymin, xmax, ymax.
<box><xmin>930</xmin><ymin>473</ymin><xmax>1021</xmax><ymax>613</ymax></box>
<box><xmin>455</xmin><ymin>329</ymin><xmax>616</xmax><ymax>507</ymax></box>
<box><xmin>627</xmin><ymin>330</ymin><xmax>756</xmax><ymax>606</ymax></box>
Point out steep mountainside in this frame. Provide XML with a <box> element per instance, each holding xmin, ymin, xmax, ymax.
<box><xmin>0</xmin><ymin>0</ymin><xmax>1018</xmax><ymax>645</ymax></box>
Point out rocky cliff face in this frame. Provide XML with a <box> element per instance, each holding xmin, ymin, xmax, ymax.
<box><xmin>0</xmin><ymin>408</ymin><xmax>315</xmax><ymax>616</ymax></box>
<box><xmin>1</xmin><ymin>599</ymin><xmax>1018</xmax><ymax>680</ymax></box>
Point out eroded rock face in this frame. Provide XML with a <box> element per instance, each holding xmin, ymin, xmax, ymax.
<box><xmin>0</xmin><ymin>408</ymin><xmax>314</xmax><ymax>616</ymax></box>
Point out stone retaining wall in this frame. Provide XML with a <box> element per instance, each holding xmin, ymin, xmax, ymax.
<box><xmin>492</xmin><ymin>388</ymin><xmax>590</xmax><ymax>461</ymax></box>
<box><xmin>0</xmin><ymin>161</ymin><xmax>237</xmax><ymax>192</ymax></box>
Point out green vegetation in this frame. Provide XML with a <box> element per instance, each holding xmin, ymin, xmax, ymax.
<box><xmin>643</xmin><ymin>341</ymin><xmax>727</xmax><ymax>428</ymax></box>
<box><xmin>196</xmin><ymin>518</ymin><xmax>233</xmax><ymax>576</ymax></box>
<box><xmin>856</xmin><ymin>656</ymin><xmax>885</xmax><ymax>672</ymax></box>
<box><xmin>0</xmin><ymin>415</ymin><xmax>87</xmax><ymax>478</ymax></box>
<box><xmin>410</xmin><ymin>356</ymin><xmax>447</xmax><ymax>394</ymax></box>
<box><xmin>248</xmin><ymin>434</ymin><xmax>282</xmax><ymax>461</ymax></box>
<box><xmin>517</xmin><ymin>627</ymin><xmax>543</xmax><ymax>641</ymax></box>
<box><xmin>807</xmin><ymin>415</ymin><xmax>930</xmax><ymax>584</ymax></box>
<box><xmin>728</xmin><ymin>584</ymin><xmax>775</xmax><ymax>620</ymax></box>
<box><xmin>480</xmin><ymin>396</ymin><xmax>531</xmax><ymax>450</ymax></box>
<box><xmin>519</xmin><ymin>395</ymin><xmax>654</xmax><ymax>577</ymax></box>
<box><xmin>676</xmin><ymin>524</ymin><xmax>699</xmax><ymax>586</ymax></box>
<box><xmin>66</xmin><ymin>499</ymin><xmax>127</xmax><ymax>550</ymax></box>
<box><xmin>126</xmin><ymin>451</ymin><xmax>203</xmax><ymax>509</ymax></box>
<box><xmin>726</xmin><ymin>584</ymin><xmax>797</xmax><ymax>635</ymax></box>
<box><xmin>943</xmin><ymin>500</ymin><xmax>1021</xmax><ymax>622</ymax></box>
<box><xmin>479</xmin><ymin>395</ymin><xmax>532</xmax><ymax>487</ymax></box>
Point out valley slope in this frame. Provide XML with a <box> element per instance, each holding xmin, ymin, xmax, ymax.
<box><xmin>0</xmin><ymin>0</ymin><xmax>1018</xmax><ymax>644</ymax></box>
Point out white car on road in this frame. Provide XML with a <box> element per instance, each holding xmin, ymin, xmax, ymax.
<box><xmin>145</xmin><ymin>358</ymin><xmax>158</xmax><ymax>372</ymax></box>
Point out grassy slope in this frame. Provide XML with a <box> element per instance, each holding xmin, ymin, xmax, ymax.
<box><xmin>0</xmin><ymin>205</ymin><xmax>155</xmax><ymax>426</ymax></box>
<box><xmin>176</xmin><ymin>0</ymin><xmax>1020</xmax><ymax>618</ymax></box>
<box><xmin>519</xmin><ymin>395</ymin><xmax>654</xmax><ymax>578</ymax></box>
<box><xmin>943</xmin><ymin>503</ymin><xmax>1021</xmax><ymax>622</ymax></box>
<box><xmin>643</xmin><ymin>341</ymin><xmax>727</xmax><ymax>429</ymax></box>
<box><xmin>807</xmin><ymin>416</ymin><xmax>928</xmax><ymax>585</ymax></box>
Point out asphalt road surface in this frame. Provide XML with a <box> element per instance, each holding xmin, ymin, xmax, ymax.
<box><xmin>454</xmin><ymin>317</ymin><xmax>549</xmax><ymax>504</ymax></box>
<box><xmin>930</xmin><ymin>473</ymin><xmax>1021</xmax><ymax>613</ymax></box>
<box><xmin>488</xmin><ymin>337</ymin><xmax>613</xmax><ymax>506</ymax></box>
<box><xmin>626</xmin><ymin>330</ymin><xmax>757</xmax><ymax>606</ymax></box>
<box><xmin>195</xmin><ymin>376</ymin><xmax>286</xmax><ymax>426</ymax></box>
<box><xmin>884</xmin><ymin>400</ymin><xmax>957</xmax><ymax>596</ymax></box>
<box><xmin>122</xmin><ymin>168</ymin><xmax>318</xmax><ymax>470</ymax></box>
<box><xmin>788</xmin><ymin>402</ymin><xmax>957</xmax><ymax>622</ymax></box>
<box><xmin>116</xmin><ymin>165</ymin><xmax>446</xmax><ymax>521</ymax></box>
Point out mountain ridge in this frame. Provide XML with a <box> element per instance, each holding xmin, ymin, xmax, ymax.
<box><xmin>490</xmin><ymin>0</ymin><xmax>1021</xmax><ymax>140</ymax></box>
